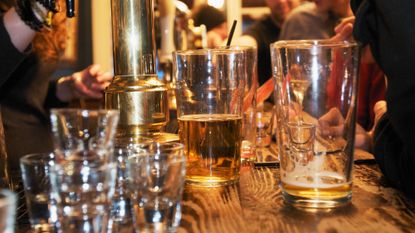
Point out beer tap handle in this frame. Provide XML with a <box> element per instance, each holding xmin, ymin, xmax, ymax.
<box><xmin>66</xmin><ymin>0</ymin><xmax>75</xmax><ymax>17</ymax></box>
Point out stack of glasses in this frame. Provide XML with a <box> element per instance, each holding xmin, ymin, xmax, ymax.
<box><xmin>18</xmin><ymin>109</ymin><xmax>187</xmax><ymax>233</ymax></box>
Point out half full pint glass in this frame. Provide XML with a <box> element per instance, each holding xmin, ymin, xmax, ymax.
<box><xmin>173</xmin><ymin>49</ymin><xmax>245</xmax><ymax>186</ymax></box>
<box><xmin>271</xmin><ymin>40</ymin><xmax>359</xmax><ymax>208</ymax></box>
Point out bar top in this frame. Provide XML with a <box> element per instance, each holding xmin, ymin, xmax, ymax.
<box><xmin>16</xmin><ymin>149</ymin><xmax>415</xmax><ymax>233</ymax></box>
<box><xmin>177</xmin><ymin>152</ymin><xmax>415</xmax><ymax>233</ymax></box>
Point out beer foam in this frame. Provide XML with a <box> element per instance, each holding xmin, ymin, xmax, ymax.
<box><xmin>283</xmin><ymin>171</ymin><xmax>348</xmax><ymax>189</ymax></box>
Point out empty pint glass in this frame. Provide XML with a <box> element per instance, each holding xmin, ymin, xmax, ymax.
<box><xmin>173</xmin><ymin>49</ymin><xmax>245</xmax><ymax>186</ymax></box>
<box><xmin>271</xmin><ymin>40</ymin><xmax>359</xmax><ymax>208</ymax></box>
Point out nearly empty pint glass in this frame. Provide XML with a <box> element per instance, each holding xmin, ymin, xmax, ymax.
<box><xmin>173</xmin><ymin>49</ymin><xmax>245</xmax><ymax>186</ymax></box>
<box><xmin>271</xmin><ymin>40</ymin><xmax>359</xmax><ymax>208</ymax></box>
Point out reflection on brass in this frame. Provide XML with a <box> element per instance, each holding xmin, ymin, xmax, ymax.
<box><xmin>106</xmin><ymin>0</ymin><xmax>178</xmax><ymax>144</ymax></box>
<box><xmin>111</xmin><ymin>0</ymin><xmax>156</xmax><ymax>76</ymax></box>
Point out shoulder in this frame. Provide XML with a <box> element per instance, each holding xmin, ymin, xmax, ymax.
<box><xmin>285</xmin><ymin>2</ymin><xmax>320</xmax><ymax>23</ymax></box>
<box><xmin>244</xmin><ymin>15</ymin><xmax>279</xmax><ymax>36</ymax></box>
<box><xmin>244</xmin><ymin>15</ymin><xmax>280</xmax><ymax>46</ymax></box>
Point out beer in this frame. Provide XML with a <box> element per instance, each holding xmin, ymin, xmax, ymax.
<box><xmin>281</xmin><ymin>171</ymin><xmax>352</xmax><ymax>207</ymax></box>
<box><xmin>178</xmin><ymin>114</ymin><xmax>242</xmax><ymax>186</ymax></box>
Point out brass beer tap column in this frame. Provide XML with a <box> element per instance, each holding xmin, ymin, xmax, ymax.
<box><xmin>105</xmin><ymin>0</ymin><xmax>178</xmax><ymax>143</ymax></box>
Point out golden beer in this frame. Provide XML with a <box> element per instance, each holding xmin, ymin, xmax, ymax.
<box><xmin>178</xmin><ymin>114</ymin><xmax>242</xmax><ymax>186</ymax></box>
<box><xmin>281</xmin><ymin>171</ymin><xmax>352</xmax><ymax>208</ymax></box>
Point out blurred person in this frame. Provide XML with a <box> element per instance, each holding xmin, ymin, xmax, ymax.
<box><xmin>279</xmin><ymin>0</ymin><xmax>386</xmax><ymax>131</ymax></box>
<box><xmin>279</xmin><ymin>0</ymin><xmax>351</xmax><ymax>40</ymax></box>
<box><xmin>192</xmin><ymin>4</ymin><xmax>228</xmax><ymax>48</ymax></box>
<box><xmin>0</xmin><ymin>0</ymin><xmax>111</xmax><ymax>176</ymax></box>
<box><xmin>233</xmin><ymin>0</ymin><xmax>300</xmax><ymax>85</ymax></box>
<box><xmin>327</xmin><ymin>0</ymin><xmax>415</xmax><ymax>198</ymax></box>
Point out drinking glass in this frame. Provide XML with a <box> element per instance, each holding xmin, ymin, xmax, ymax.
<box><xmin>108</xmin><ymin>137</ymin><xmax>152</xmax><ymax>233</ymax></box>
<box><xmin>271</xmin><ymin>40</ymin><xmax>359</xmax><ymax>208</ymax></box>
<box><xmin>218</xmin><ymin>46</ymin><xmax>259</xmax><ymax>162</ymax></box>
<box><xmin>0</xmin><ymin>189</ymin><xmax>16</xmax><ymax>233</ymax></box>
<box><xmin>173</xmin><ymin>48</ymin><xmax>245</xmax><ymax>186</ymax></box>
<box><xmin>20</xmin><ymin>153</ymin><xmax>58</xmax><ymax>232</ymax></box>
<box><xmin>255</xmin><ymin>109</ymin><xmax>274</xmax><ymax>148</ymax></box>
<box><xmin>49</xmin><ymin>109</ymin><xmax>119</xmax><ymax>233</ymax></box>
<box><xmin>126</xmin><ymin>142</ymin><xmax>186</xmax><ymax>233</ymax></box>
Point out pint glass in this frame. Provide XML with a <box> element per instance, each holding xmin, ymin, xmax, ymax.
<box><xmin>173</xmin><ymin>49</ymin><xmax>245</xmax><ymax>186</ymax></box>
<box><xmin>271</xmin><ymin>40</ymin><xmax>359</xmax><ymax>208</ymax></box>
<box><xmin>218</xmin><ymin>46</ymin><xmax>259</xmax><ymax>162</ymax></box>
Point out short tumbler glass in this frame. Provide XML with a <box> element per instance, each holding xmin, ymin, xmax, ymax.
<box><xmin>127</xmin><ymin>142</ymin><xmax>186</xmax><ymax>233</ymax></box>
<box><xmin>20</xmin><ymin>153</ymin><xmax>57</xmax><ymax>232</ymax></box>
<box><xmin>49</xmin><ymin>109</ymin><xmax>119</xmax><ymax>233</ymax></box>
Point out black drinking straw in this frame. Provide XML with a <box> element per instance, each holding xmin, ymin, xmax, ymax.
<box><xmin>226</xmin><ymin>20</ymin><xmax>237</xmax><ymax>46</ymax></box>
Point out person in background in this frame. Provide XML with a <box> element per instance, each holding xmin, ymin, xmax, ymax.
<box><xmin>279</xmin><ymin>0</ymin><xmax>351</xmax><ymax>40</ymax></box>
<box><xmin>0</xmin><ymin>0</ymin><xmax>111</xmax><ymax>203</ymax></box>
<box><xmin>279</xmin><ymin>0</ymin><xmax>386</xmax><ymax>131</ymax></box>
<box><xmin>332</xmin><ymin>0</ymin><xmax>415</xmax><ymax>198</ymax></box>
<box><xmin>192</xmin><ymin>4</ymin><xmax>228</xmax><ymax>48</ymax></box>
<box><xmin>233</xmin><ymin>0</ymin><xmax>300</xmax><ymax>86</ymax></box>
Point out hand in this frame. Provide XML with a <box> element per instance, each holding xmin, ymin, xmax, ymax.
<box><xmin>318</xmin><ymin>107</ymin><xmax>374</xmax><ymax>151</ymax></box>
<box><xmin>356</xmin><ymin>101</ymin><xmax>387</xmax><ymax>152</ymax></box>
<box><xmin>318</xmin><ymin>108</ymin><xmax>345</xmax><ymax>138</ymax></box>
<box><xmin>56</xmin><ymin>64</ymin><xmax>112</xmax><ymax>102</ymax></box>
<box><xmin>355</xmin><ymin>123</ymin><xmax>372</xmax><ymax>152</ymax></box>
<box><xmin>330</xmin><ymin>16</ymin><xmax>354</xmax><ymax>42</ymax></box>
<box><xmin>368</xmin><ymin>101</ymin><xmax>387</xmax><ymax>135</ymax></box>
<box><xmin>331</xmin><ymin>16</ymin><xmax>376</xmax><ymax>64</ymax></box>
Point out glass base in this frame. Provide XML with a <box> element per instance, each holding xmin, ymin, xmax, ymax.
<box><xmin>185</xmin><ymin>177</ymin><xmax>239</xmax><ymax>187</ymax></box>
<box><xmin>282</xmin><ymin>191</ymin><xmax>351</xmax><ymax>209</ymax></box>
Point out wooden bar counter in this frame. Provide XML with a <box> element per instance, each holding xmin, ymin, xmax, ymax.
<box><xmin>16</xmin><ymin>149</ymin><xmax>415</xmax><ymax>233</ymax></box>
<box><xmin>177</xmin><ymin>149</ymin><xmax>415</xmax><ymax>233</ymax></box>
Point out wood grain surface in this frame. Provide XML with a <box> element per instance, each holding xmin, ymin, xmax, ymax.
<box><xmin>16</xmin><ymin>151</ymin><xmax>415</xmax><ymax>233</ymax></box>
<box><xmin>178</xmin><ymin>162</ymin><xmax>415</xmax><ymax>233</ymax></box>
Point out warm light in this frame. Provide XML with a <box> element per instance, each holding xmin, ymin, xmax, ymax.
<box><xmin>207</xmin><ymin>0</ymin><xmax>224</xmax><ymax>9</ymax></box>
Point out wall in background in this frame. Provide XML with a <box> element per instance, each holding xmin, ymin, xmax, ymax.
<box><xmin>53</xmin><ymin>1</ymin><xmax>93</xmax><ymax>79</ymax></box>
<box><xmin>91</xmin><ymin>0</ymin><xmax>113</xmax><ymax>74</ymax></box>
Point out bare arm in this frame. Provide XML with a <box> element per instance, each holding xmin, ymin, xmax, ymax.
<box><xmin>3</xmin><ymin>7</ymin><xmax>36</xmax><ymax>52</ymax></box>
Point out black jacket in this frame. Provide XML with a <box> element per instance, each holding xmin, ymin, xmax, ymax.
<box><xmin>352</xmin><ymin>0</ymin><xmax>415</xmax><ymax>198</ymax></box>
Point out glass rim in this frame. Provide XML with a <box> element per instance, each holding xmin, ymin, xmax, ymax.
<box><xmin>271</xmin><ymin>39</ymin><xmax>358</xmax><ymax>49</ymax></box>
<box><xmin>20</xmin><ymin>152</ymin><xmax>54</xmax><ymax>165</ymax></box>
<box><xmin>114</xmin><ymin>137</ymin><xmax>153</xmax><ymax>148</ymax></box>
<box><xmin>127</xmin><ymin>141</ymin><xmax>185</xmax><ymax>160</ymax></box>
<box><xmin>0</xmin><ymin>189</ymin><xmax>16</xmax><ymax>208</ymax></box>
<box><xmin>174</xmin><ymin>48</ymin><xmax>245</xmax><ymax>56</ymax></box>
<box><xmin>215</xmin><ymin>45</ymin><xmax>257</xmax><ymax>51</ymax></box>
<box><xmin>137</xmin><ymin>141</ymin><xmax>184</xmax><ymax>151</ymax></box>
<box><xmin>50</xmin><ymin>108</ymin><xmax>120</xmax><ymax>116</ymax></box>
